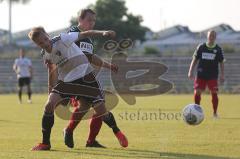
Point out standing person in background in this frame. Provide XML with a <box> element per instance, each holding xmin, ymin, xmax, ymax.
<box><xmin>13</xmin><ymin>48</ymin><xmax>33</xmax><ymax>104</ymax></box>
<box><xmin>188</xmin><ymin>30</ymin><xmax>225</xmax><ymax>118</ymax></box>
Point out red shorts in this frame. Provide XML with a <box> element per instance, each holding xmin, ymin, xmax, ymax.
<box><xmin>194</xmin><ymin>78</ymin><xmax>218</xmax><ymax>92</ymax></box>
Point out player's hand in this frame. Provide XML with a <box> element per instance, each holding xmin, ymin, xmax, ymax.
<box><xmin>103</xmin><ymin>30</ymin><xmax>116</xmax><ymax>38</ymax></box>
<box><xmin>220</xmin><ymin>74</ymin><xmax>225</xmax><ymax>84</ymax></box>
<box><xmin>188</xmin><ymin>71</ymin><xmax>194</xmax><ymax>80</ymax></box>
<box><xmin>110</xmin><ymin>63</ymin><xmax>118</xmax><ymax>73</ymax></box>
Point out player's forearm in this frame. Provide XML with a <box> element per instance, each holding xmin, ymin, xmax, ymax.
<box><xmin>188</xmin><ymin>58</ymin><xmax>197</xmax><ymax>73</ymax></box>
<box><xmin>78</xmin><ymin>30</ymin><xmax>105</xmax><ymax>40</ymax></box>
<box><xmin>29</xmin><ymin>67</ymin><xmax>33</xmax><ymax>78</ymax></box>
<box><xmin>85</xmin><ymin>53</ymin><xmax>109</xmax><ymax>68</ymax></box>
<box><xmin>48</xmin><ymin>64</ymin><xmax>58</xmax><ymax>94</ymax></box>
<box><xmin>220</xmin><ymin>62</ymin><xmax>224</xmax><ymax>76</ymax></box>
<box><xmin>13</xmin><ymin>65</ymin><xmax>17</xmax><ymax>73</ymax></box>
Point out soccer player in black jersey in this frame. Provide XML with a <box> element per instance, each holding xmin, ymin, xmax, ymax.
<box><xmin>62</xmin><ymin>9</ymin><xmax>128</xmax><ymax>148</ymax></box>
<box><xmin>188</xmin><ymin>30</ymin><xmax>225</xmax><ymax>118</ymax></box>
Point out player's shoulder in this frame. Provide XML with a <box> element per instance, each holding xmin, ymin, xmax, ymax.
<box><xmin>41</xmin><ymin>49</ymin><xmax>46</xmax><ymax>57</ymax></box>
<box><xmin>25</xmin><ymin>57</ymin><xmax>31</xmax><ymax>61</ymax></box>
<box><xmin>51</xmin><ymin>35</ymin><xmax>61</xmax><ymax>44</ymax></box>
<box><xmin>196</xmin><ymin>43</ymin><xmax>205</xmax><ymax>50</ymax></box>
<box><xmin>199</xmin><ymin>43</ymin><xmax>206</xmax><ymax>48</ymax></box>
<box><xmin>215</xmin><ymin>44</ymin><xmax>223</xmax><ymax>50</ymax></box>
<box><xmin>68</xmin><ymin>26</ymin><xmax>81</xmax><ymax>33</ymax></box>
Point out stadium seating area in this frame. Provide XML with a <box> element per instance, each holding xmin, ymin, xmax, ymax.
<box><xmin>0</xmin><ymin>55</ymin><xmax>239</xmax><ymax>94</ymax></box>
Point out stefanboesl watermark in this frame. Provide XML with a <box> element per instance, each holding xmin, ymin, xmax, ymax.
<box><xmin>118</xmin><ymin>108</ymin><xmax>182</xmax><ymax>121</ymax></box>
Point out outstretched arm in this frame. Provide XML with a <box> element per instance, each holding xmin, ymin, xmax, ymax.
<box><xmin>85</xmin><ymin>53</ymin><xmax>118</xmax><ymax>73</ymax></box>
<box><xmin>78</xmin><ymin>30</ymin><xmax>116</xmax><ymax>40</ymax></box>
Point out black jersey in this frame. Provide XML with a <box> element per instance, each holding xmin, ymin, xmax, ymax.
<box><xmin>193</xmin><ymin>43</ymin><xmax>224</xmax><ymax>80</ymax></box>
<box><xmin>68</xmin><ymin>26</ymin><xmax>94</xmax><ymax>54</ymax></box>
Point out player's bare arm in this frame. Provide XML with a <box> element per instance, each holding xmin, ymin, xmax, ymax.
<box><xmin>85</xmin><ymin>53</ymin><xmax>118</xmax><ymax>73</ymax></box>
<box><xmin>220</xmin><ymin>62</ymin><xmax>225</xmax><ymax>83</ymax></box>
<box><xmin>29</xmin><ymin>66</ymin><xmax>33</xmax><ymax>79</ymax></box>
<box><xmin>13</xmin><ymin>64</ymin><xmax>17</xmax><ymax>74</ymax></box>
<box><xmin>47</xmin><ymin>63</ymin><xmax>58</xmax><ymax>94</ymax></box>
<box><xmin>78</xmin><ymin>30</ymin><xmax>116</xmax><ymax>40</ymax></box>
<box><xmin>188</xmin><ymin>57</ymin><xmax>198</xmax><ymax>80</ymax></box>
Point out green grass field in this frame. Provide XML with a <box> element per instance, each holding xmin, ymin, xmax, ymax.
<box><xmin>0</xmin><ymin>94</ymin><xmax>239</xmax><ymax>159</ymax></box>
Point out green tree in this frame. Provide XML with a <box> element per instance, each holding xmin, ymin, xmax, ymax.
<box><xmin>0</xmin><ymin>0</ymin><xmax>30</xmax><ymax>44</ymax></box>
<box><xmin>144</xmin><ymin>46</ymin><xmax>160</xmax><ymax>55</ymax></box>
<box><xmin>71</xmin><ymin>0</ymin><xmax>149</xmax><ymax>52</ymax></box>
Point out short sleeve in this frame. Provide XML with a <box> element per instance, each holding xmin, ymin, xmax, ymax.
<box><xmin>193</xmin><ymin>44</ymin><xmax>201</xmax><ymax>59</ymax></box>
<box><xmin>41</xmin><ymin>50</ymin><xmax>52</xmax><ymax>63</ymax></box>
<box><xmin>60</xmin><ymin>32</ymin><xmax>79</xmax><ymax>47</ymax></box>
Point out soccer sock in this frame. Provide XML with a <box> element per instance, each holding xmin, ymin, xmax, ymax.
<box><xmin>67</xmin><ymin>107</ymin><xmax>82</xmax><ymax>132</ymax></box>
<box><xmin>18</xmin><ymin>89</ymin><xmax>22</xmax><ymax>101</ymax></box>
<box><xmin>27</xmin><ymin>91</ymin><xmax>32</xmax><ymax>100</ymax></box>
<box><xmin>194</xmin><ymin>91</ymin><xmax>201</xmax><ymax>105</ymax></box>
<box><xmin>211</xmin><ymin>93</ymin><xmax>219</xmax><ymax>114</ymax></box>
<box><xmin>42</xmin><ymin>112</ymin><xmax>54</xmax><ymax>145</ymax></box>
<box><xmin>102</xmin><ymin>112</ymin><xmax>120</xmax><ymax>134</ymax></box>
<box><xmin>87</xmin><ymin>116</ymin><xmax>103</xmax><ymax>144</ymax></box>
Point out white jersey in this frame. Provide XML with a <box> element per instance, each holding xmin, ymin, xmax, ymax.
<box><xmin>41</xmin><ymin>32</ymin><xmax>93</xmax><ymax>82</ymax></box>
<box><xmin>14</xmin><ymin>57</ymin><xmax>32</xmax><ymax>78</ymax></box>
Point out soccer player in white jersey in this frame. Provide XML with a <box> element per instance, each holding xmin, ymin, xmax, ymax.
<box><xmin>28</xmin><ymin>27</ymin><xmax>122</xmax><ymax>151</ymax></box>
<box><xmin>13</xmin><ymin>49</ymin><xmax>33</xmax><ymax>104</ymax></box>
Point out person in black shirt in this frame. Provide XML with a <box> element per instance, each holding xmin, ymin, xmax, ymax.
<box><xmin>63</xmin><ymin>9</ymin><xmax>128</xmax><ymax>148</ymax></box>
<box><xmin>188</xmin><ymin>30</ymin><xmax>225</xmax><ymax>118</ymax></box>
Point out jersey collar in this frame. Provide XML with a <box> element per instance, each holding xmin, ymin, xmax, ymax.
<box><xmin>206</xmin><ymin>42</ymin><xmax>216</xmax><ymax>49</ymax></box>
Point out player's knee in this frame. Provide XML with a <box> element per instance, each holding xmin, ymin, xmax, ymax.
<box><xmin>44</xmin><ymin>100</ymin><xmax>55</xmax><ymax>113</ymax></box>
<box><xmin>195</xmin><ymin>89</ymin><xmax>202</xmax><ymax>95</ymax></box>
<box><xmin>93</xmin><ymin>101</ymin><xmax>106</xmax><ymax>116</ymax></box>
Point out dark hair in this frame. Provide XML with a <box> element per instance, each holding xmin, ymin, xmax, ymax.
<box><xmin>79</xmin><ymin>8</ymin><xmax>96</xmax><ymax>19</ymax></box>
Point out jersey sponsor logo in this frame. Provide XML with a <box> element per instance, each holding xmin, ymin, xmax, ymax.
<box><xmin>202</xmin><ymin>52</ymin><xmax>216</xmax><ymax>60</ymax></box>
<box><xmin>79</xmin><ymin>42</ymin><xmax>93</xmax><ymax>53</ymax></box>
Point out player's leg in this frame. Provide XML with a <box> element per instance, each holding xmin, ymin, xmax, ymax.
<box><xmin>26</xmin><ymin>78</ymin><xmax>32</xmax><ymax>103</ymax></box>
<box><xmin>102</xmin><ymin>112</ymin><xmax>128</xmax><ymax>148</ymax></box>
<box><xmin>32</xmin><ymin>93</ymin><xmax>62</xmax><ymax>151</ymax></box>
<box><xmin>86</xmin><ymin>114</ymin><xmax>103</xmax><ymax>148</ymax></box>
<box><xmin>64</xmin><ymin>98</ymin><xmax>91</xmax><ymax>148</ymax></box>
<box><xmin>93</xmin><ymin>102</ymin><xmax>128</xmax><ymax>148</ymax></box>
<box><xmin>194</xmin><ymin>78</ymin><xmax>206</xmax><ymax>105</ymax></box>
<box><xmin>17</xmin><ymin>78</ymin><xmax>23</xmax><ymax>104</ymax></box>
<box><xmin>208</xmin><ymin>79</ymin><xmax>219</xmax><ymax>117</ymax></box>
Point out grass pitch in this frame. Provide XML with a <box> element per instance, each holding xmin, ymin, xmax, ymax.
<box><xmin>0</xmin><ymin>94</ymin><xmax>239</xmax><ymax>159</ymax></box>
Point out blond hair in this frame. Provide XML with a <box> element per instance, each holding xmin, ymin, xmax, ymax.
<box><xmin>28</xmin><ymin>27</ymin><xmax>47</xmax><ymax>42</ymax></box>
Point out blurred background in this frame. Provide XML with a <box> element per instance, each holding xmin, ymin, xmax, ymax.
<box><xmin>0</xmin><ymin>0</ymin><xmax>240</xmax><ymax>94</ymax></box>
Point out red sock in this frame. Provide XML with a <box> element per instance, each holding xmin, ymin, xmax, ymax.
<box><xmin>211</xmin><ymin>93</ymin><xmax>218</xmax><ymax>114</ymax></box>
<box><xmin>67</xmin><ymin>107</ymin><xmax>81</xmax><ymax>132</ymax></box>
<box><xmin>194</xmin><ymin>91</ymin><xmax>201</xmax><ymax>105</ymax></box>
<box><xmin>87</xmin><ymin>116</ymin><xmax>102</xmax><ymax>144</ymax></box>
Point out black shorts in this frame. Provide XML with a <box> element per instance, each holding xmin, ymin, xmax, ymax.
<box><xmin>18</xmin><ymin>77</ymin><xmax>31</xmax><ymax>87</ymax></box>
<box><xmin>52</xmin><ymin>72</ymin><xmax>105</xmax><ymax>105</ymax></box>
